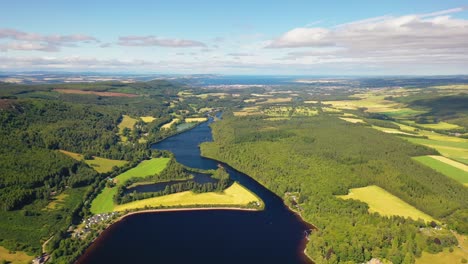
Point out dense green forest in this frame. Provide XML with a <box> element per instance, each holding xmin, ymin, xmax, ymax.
<box><xmin>0</xmin><ymin>80</ymin><xmax>220</xmax><ymax>260</ymax></box>
<box><xmin>201</xmin><ymin>114</ymin><xmax>468</xmax><ymax>264</ymax></box>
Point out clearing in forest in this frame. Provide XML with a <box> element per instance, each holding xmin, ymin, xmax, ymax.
<box><xmin>0</xmin><ymin>246</ymin><xmax>34</xmax><ymax>264</ymax></box>
<box><xmin>118</xmin><ymin>115</ymin><xmax>138</xmax><ymax>142</ymax></box>
<box><xmin>140</xmin><ymin>116</ymin><xmax>156</xmax><ymax>123</ymax></box>
<box><xmin>59</xmin><ymin>150</ymin><xmax>127</xmax><ymax>173</ymax></box>
<box><xmin>338</xmin><ymin>185</ymin><xmax>436</xmax><ymax>222</ymax></box>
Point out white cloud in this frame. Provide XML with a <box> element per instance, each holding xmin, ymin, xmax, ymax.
<box><xmin>118</xmin><ymin>36</ymin><xmax>206</xmax><ymax>47</ymax></box>
<box><xmin>0</xmin><ymin>28</ymin><xmax>98</xmax><ymax>52</ymax></box>
<box><xmin>265</xmin><ymin>7</ymin><xmax>468</xmax><ymax>73</ymax></box>
<box><xmin>0</xmin><ymin>56</ymin><xmax>154</xmax><ymax>69</ymax></box>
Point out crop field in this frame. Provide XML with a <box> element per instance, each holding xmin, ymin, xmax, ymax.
<box><xmin>324</xmin><ymin>93</ymin><xmax>425</xmax><ymax>118</ymax></box>
<box><xmin>339</xmin><ymin>117</ymin><xmax>365</xmax><ymax>123</ymax></box>
<box><xmin>59</xmin><ymin>150</ymin><xmax>127</xmax><ymax>173</ymax></box>
<box><xmin>404</xmin><ymin>121</ymin><xmax>462</xmax><ymax>130</ymax></box>
<box><xmin>262</xmin><ymin>106</ymin><xmax>317</xmax><ymax>117</ymax></box>
<box><xmin>0</xmin><ymin>246</ymin><xmax>34</xmax><ymax>264</ymax></box>
<box><xmin>256</xmin><ymin>97</ymin><xmax>292</xmax><ymax>104</ymax></box>
<box><xmin>404</xmin><ymin>138</ymin><xmax>468</xmax><ymax>165</ymax></box>
<box><xmin>338</xmin><ymin>185</ymin><xmax>436</xmax><ymax>222</ymax></box>
<box><xmin>372</xmin><ymin>126</ymin><xmax>417</xmax><ymax>136</ymax></box>
<box><xmin>140</xmin><ymin>116</ymin><xmax>156</xmax><ymax>123</ymax></box>
<box><xmin>161</xmin><ymin>118</ymin><xmax>180</xmax><ymax>129</ymax></box>
<box><xmin>185</xmin><ymin>117</ymin><xmax>207</xmax><ymax>122</ymax></box>
<box><xmin>114</xmin><ymin>182</ymin><xmax>262</xmax><ymax>211</ymax></box>
<box><xmin>233</xmin><ymin>106</ymin><xmax>261</xmax><ymax>116</ymax></box>
<box><xmin>413</xmin><ymin>156</ymin><xmax>468</xmax><ymax>186</ymax></box>
<box><xmin>90</xmin><ymin>158</ymin><xmax>170</xmax><ymax>214</ymax></box>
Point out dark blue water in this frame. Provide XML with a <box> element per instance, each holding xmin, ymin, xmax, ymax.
<box><xmin>78</xmin><ymin>117</ymin><xmax>313</xmax><ymax>264</ymax></box>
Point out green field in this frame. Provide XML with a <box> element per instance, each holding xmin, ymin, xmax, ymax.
<box><xmin>118</xmin><ymin>115</ymin><xmax>138</xmax><ymax>142</ymax></box>
<box><xmin>90</xmin><ymin>158</ymin><xmax>170</xmax><ymax>214</ymax></box>
<box><xmin>59</xmin><ymin>150</ymin><xmax>127</xmax><ymax>173</ymax></box>
<box><xmin>413</xmin><ymin>156</ymin><xmax>468</xmax><ymax>186</ymax></box>
<box><xmin>405</xmin><ymin>120</ymin><xmax>462</xmax><ymax>130</ymax></box>
<box><xmin>405</xmin><ymin>137</ymin><xmax>468</xmax><ymax>165</ymax></box>
<box><xmin>114</xmin><ymin>182</ymin><xmax>262</xmax><ymax>211</ymax></box>
<box><xmin>338</xmin><ymin>185</ymin><xmax>436</xmax><ymax>222</ymax></box>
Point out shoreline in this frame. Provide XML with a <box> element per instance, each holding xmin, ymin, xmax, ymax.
<box><xmin>118</xmin><ymin>206</ymin><xmax>260</xmax><ymax>220</ymax></box>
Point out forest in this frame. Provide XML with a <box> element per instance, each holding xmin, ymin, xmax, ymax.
<box><xmin>201</xmin><ymin>113</ymin><xmax>468</xmax><ymax>264</ymax></box>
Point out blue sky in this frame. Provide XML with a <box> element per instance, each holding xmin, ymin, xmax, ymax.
<box><xmin>1</xmin><ymin>0</ymin><xmax>468</xmax><ymax>75</ymax></box>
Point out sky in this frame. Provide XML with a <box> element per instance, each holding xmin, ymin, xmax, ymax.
<box><xmin>1</xmin><ymin>0</ymin><xmax>468</xmax><ymax>75</ymax></box>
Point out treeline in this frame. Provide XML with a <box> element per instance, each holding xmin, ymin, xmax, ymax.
<box><xmin>116</xmin><ymin>160</ymin><xmax>231</xmax><ymax>204</ymax></box>
<box><xmin>201</xmin><ymin>114</ymin><xmax>468</xmax><ymax>264</ymax></box>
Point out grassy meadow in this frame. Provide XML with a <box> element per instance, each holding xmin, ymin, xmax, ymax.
<box><xmin>59</xmin><ymin>150</ymin><xmax>127</xmax><ymax>173</ymax></box>
<box><xmin>0</xmin><ymin>246</ymin><xmax>34</xmax><ymax>264</ymax></box>
<box><xmin>114</xmin><ymin>182</ymin><xmax>262</xmax><ymax>211</ymax></box>
<box><xmin>90</xmin><ymin>158</ymin><xmax>170</xmax><ymax>214</ymax></box>
<box><xmin>118</xmin><ymin>115</ymin><xmax>138</xmax><ymax>142</ymax></box>
<box><xmin>413</xmin><ymin>156</ymin><xmax>468</xmax><ymax>186</ymax></box>
<box><xmin>140</xmin><ymin>116</ymin><xmax>156</xmax><ymax>123</ymax></box>
<box><xmin>338</xmin><ymin>185</ymin><xmax>436</xmax><ymax>222</ymax></box>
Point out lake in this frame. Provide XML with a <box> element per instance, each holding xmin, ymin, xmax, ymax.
<box><xmin>77</xmin><ymin>116</ymin><xmax>313</xmax><ymax>264</ymax></box>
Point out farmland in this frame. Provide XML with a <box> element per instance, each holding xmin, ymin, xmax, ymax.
<box><xmin>338</xmin><ymin>185</ymin><xmax>436</xmax><ymax>222</ymax></box>
<box><xmin>90</xmin><ymin>158</ymin><xmax>170</xmax><ymax>214</ymax></box>
<box><xmin>413</xmin><ymin>156</ymin><xmax>468</xmax><ymax>186</ymax></box>
<box><xmin>114</xmin><ymin>182</ymin><xmax>261</xmax><ymax>211</ymax></box>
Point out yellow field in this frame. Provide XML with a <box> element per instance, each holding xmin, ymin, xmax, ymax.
<box><xmin>338</xmin><ymin>185</ymin><xmax>436</xmax><ymax>222</ymax></box>
<box><xmin>59</xmin><ymin>150</ymin><xmax>127</xmax><ymax>173</ymax></box>
<box><xmin>118</xmin><ymin>115</ymin><xmax>138</xmax><ymax>142</ymax></box>
<box><xmin>0</xmin><ymin>246</ymin><xmax>34</xmax><ymax>264</ymax></box>
<box><xmin>256</xmin><ymin>97</ymin><xmax>292</xmax><ymax>104</ymax></box>
<box><xmin>304</xmin><ymin>100</ymin><xmax>318</xmax><ymax>104</ymax></box>
<box><xmin>114</xmin><ymin>182</ymin><xmax>262</xmax><ymax>211</ymax></box>
<box><xmin>233</xmin><ymin>106</ymin><xmax>261</xmax><ymax>116</ymax></box>
<box><xmin>140</xmin><ymin>116</ymin><xmax>156</xmax><ymax>123</ymax></box>
<box><xmin>185</xmin><ymin>117</ymin><xmax>208</xmax><ymax>122</ymax></box>
<box><xmin>371</xmin><ymin>126</ymin><xmax>416</xmax><ymax>136</ymax></box>
<box><xmin>339</xmin><ymin>117</ymin><xmax>365</xmax><ymax>123</ymax></box>
<box><xmin>161</xmin><ymin>118</ymin><xmax>180</xmax><ymax>129</ymax></box>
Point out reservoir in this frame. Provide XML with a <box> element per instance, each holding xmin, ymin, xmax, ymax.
<box><xmin>78</xmin><ymin>116</ymin><xmax>313</xmax><ymax>264</ymax></box>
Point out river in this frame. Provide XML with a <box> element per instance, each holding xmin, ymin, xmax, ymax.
<box><xmin>77</xmin><ymin>116</ymin><xmax>313</xmax><ymax>264</ymax></box>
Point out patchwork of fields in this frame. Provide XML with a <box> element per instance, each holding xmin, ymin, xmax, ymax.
<box><xmin>413</xmin><ymin>156</ymin><xmax>468</xmax><ymax>186</ymax></box>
